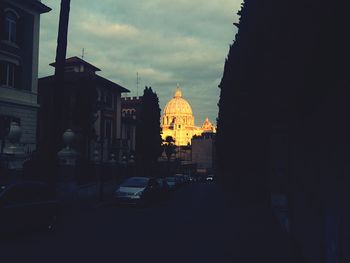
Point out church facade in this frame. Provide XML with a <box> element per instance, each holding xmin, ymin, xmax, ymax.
<box><xmin>161</xmin><ymin>86</ymin><xmax>216</xmax><ymax>146</ymax></box>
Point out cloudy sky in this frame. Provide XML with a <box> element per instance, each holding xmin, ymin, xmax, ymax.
<box><xmin>39</xmin><ymin>0</ymin><xmax>242</xmax><ymax>126</ymax></box>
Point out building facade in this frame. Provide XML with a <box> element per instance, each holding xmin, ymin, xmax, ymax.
<box><xmin>0</xmin><ymin>0</ymin><xmax>50</xmax><ymax>153</ymax></box>
<box><xmin>121</xmin><ymin>96</ymin><xmax>142</xmax><ymax>156</ymax></box>
<box><xmin>161</xmin><ymin>86</ymin><xmax>216</xmax><ymax>146</ymax></box>
<box><xmin>38</xmin><ymin>57</ymin><xmax>129</xmax><ymax>162</ymax></box>
<box><xmin>191</xmin><ymin>132</ymin><xmax>216</xmax><ymax>174</ymax></box>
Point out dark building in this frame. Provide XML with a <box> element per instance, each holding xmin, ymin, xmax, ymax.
<box><xmin>121</xmin><ymin>96</ymin><xmax>142</xmax><ymax>156</ymax></box>
<box><xmin>38</xmin><ymin>57</ymin><xmax>129</xmax><ymax>161</ymax></box>
<box><xmin>0</xmin><ymin>0</ymin><xmax>50</xmax><ymax>153</ymax></box>
<box><xmin>191</xmin><ymin>132</ymin><xmax>215</xmax><ymax>174</ymax></box>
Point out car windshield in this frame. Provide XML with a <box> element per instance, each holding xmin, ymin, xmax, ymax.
<box><xmin>121</xmin><ymin>177</ymin><xmax>149</xmax><ymax>188</ymax></box>
<box><xmin>166</xmin><ymin>177</ymin><xmax>176</xmax><ymax>182</ymax></box>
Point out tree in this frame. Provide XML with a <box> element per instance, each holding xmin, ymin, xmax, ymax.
<box><xmin>217</xmin><ymin>1</ymin><xmax>270</xmax><ymax>195</ymax></box>
<box><xmin>163</xmin><ymin>136</ymin><xmax>176</xmax><ymax>176</ymax></box>
<box><xmin>136</xmin><ymin>86</ymin><xmax>162</xmax><ymax>173</ymax></box>
<box><xmin>163</xmin><ymin>136</ymin><xmax>176</xmax><ymax>162</ymax></box>
<box><xmin>217</xmin><ymin>0</ymin><xmax>350</xmax><ymax>260</ymax></box>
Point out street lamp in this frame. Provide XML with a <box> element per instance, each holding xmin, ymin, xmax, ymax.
<box><xmin>129</xmin><ymin>154</ymin><xmax>135</xmax><ymax>164</ymax></box>
<box><xmin>129</xmin><ymin>154</ymin><xmax>135</xmax><ymax>177</ymax></box>
<box><xmin>93</xmin><ymin>149</ymin><xmax>100</xmax><ymax>164</ymax></box>
<box><xmin>121</xmin><ymin>154</ymin><xmax>127</xmax><ymax>178</ymax></box>
<box><xmin>93</xmin><ymin>148</ymin><xmax>102</xmax><ymax>201</ymax></box>
<box><xmin>108</xmin><ymin>153</ymin><xmax>117</xmax><ymax>182</ymax></box>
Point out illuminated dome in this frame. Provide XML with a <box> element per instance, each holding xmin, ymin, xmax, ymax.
<box><xmin>163</xmin><ymin>86</ymin><xmax>193</xmax><ymax>116</ymax></box>
<box><xmin>161</xmin><ymin>85</ymin><xmax>216</xmax><ymax>146</ymax></box>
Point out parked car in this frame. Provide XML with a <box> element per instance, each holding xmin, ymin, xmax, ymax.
<box><xmin>165</xmin><ymin>176</ymin><xmax>180</xmax><ymax>190</ymax></box>
<box><xmin>114</xmin><ymin>177</ymin><xmax>161</xmax><ymax>205</ymax></box>
<box><xmin>174</xmin><ymin>174</ymin><xmax>186</xmax><ymax>185</ymax></box>
<box><xmin>155</xmin><ymin>177</ymin><xmax>170</xmax><ymax>197</ymax></box>
<box><xmin>183</xmin><ymin>175</ymin><xmax>191</xmax><ymax>183</ymax></box>
<box><xmin>0</xmin><ymin>181</ymin><xmax>58</xmax><ymax>236</ymax></box>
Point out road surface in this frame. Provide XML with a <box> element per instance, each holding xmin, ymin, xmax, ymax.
<box><xmin>0</xmin><ymin>182</ymin><xmax>301</xmax><ymax>262</ymax></box>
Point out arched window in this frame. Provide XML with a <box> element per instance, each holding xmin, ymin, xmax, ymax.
<box><xmin>5</xmin><ymin>11</ymin><xmax>18</xmax><ymax>43</ymax></box>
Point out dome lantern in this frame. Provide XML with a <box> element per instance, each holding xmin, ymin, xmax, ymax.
<box><xmin>174</xmin><ymin>85</ymin><xmax>182</xmax><ymax>98</ymax></box>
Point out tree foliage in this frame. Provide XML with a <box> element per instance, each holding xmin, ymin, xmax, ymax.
<box><xmin>163</xmin><ymin>136</ymin><xmax>176</xmax><ymax>161</ymax></box>
<box><xmin>217</xmin><ymin>0</ymin><xmax>350</xmax><ymax>206</ymax></box>
<box><xmin>136</xmin><ymin>86</ymin><xmax>162</xmax><ymax>168</ymax></box>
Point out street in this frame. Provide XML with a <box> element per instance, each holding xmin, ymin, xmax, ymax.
<box><xmin>0</xmin><ymin>182</ymin><xmax>300</xmax><ymax>263</ymax></box>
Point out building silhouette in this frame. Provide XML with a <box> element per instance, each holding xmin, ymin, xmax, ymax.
<box><xmin>38</xmin><ymin>56</ymin><xmax>129</xmax><ymax>161</ymax></box>
<box><xmin>192</xmin><ymin>132</ymin><xmax>216</xmax><ymax>174</ymax></box>
<box><xmin>121</xmin><ymin>96</ymin><xmax>142</xmax><ymax>156</ymax></box>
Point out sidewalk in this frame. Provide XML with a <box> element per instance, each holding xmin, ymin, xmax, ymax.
<box><xmin>221</xmin><ymin>188</ymin><xmax>306</xmax><ymax>263</ymax></box>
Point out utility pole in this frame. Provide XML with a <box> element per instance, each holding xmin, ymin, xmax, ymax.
<box><xmin>49</xmin><ymin>0</ymin><xmax>71</xmax><ymax>172</ymax></box>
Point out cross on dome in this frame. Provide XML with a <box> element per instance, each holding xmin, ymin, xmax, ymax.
<box><xmin>174</xmin><ymin>85</ymin><xmax>182</xmax><ymax>98</ymax></box>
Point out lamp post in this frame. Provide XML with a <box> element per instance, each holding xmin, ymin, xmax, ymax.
<box><xmin>129</xmin><ymin>154</ymin><xmax>135</xmax><ymax>177</ymax></box>
<box><xmin>93</xmin><ymin>148</ymin><xmax>102</xmax><ymax>202</ymax></box>
<box><xmin>57</xmin><ymin>129</ymin><xmax>78</xmax><ymax>205</ymax></box>
<box><xmin>1</xmin><ymin>122</ymin><xmax>26</xmax><ymax>173</ymax></box>
<box><xmin>108</xmin><ymin>153</ymin><xmax>117</xmax><ymax>182</ymax></box>
<box><xmin>121</xmin><ymin>154</ymin><xmax>127</xmax><ymax>179</ymax></box>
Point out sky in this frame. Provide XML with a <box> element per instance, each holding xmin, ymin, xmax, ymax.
<box><xmin>39</xmin><ymin>0</ymin><xmax>242</xmax><ymax>126</ymax></box>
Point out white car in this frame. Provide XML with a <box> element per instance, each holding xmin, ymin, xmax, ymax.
<box><xmin>114</xmin><ymin>177</ymin><xmax>160</xmax><ymax>205</ymax></box>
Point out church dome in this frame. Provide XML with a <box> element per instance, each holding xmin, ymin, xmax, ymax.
<box><xmin>163</xmin><ymin>86</ymin><xmax>193</xmax><ymax>116</ymax></box>
<box><xmin>202</xmin><ymin>117</ymin><xmax>216</xmax><ymax>132</ymax></box>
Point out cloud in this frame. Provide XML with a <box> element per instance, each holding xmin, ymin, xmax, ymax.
<box><xmin>39</xmin><ymin>0</ymin><xmax>242</xmax><ymax>125</ymax></box>
<box><xmin>80</xmin><ymin>22</ymin><xmax>139</xmax><ymax>39</ymax></box>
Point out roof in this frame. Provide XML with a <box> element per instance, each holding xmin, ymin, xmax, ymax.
<box><xmin>39</xmin><ymin>72</ymin><xmax>130</xmax><ymax>93</ymax></box>
<box><xmin>49</xmin><ymin>56</ymin><xmax>101</xmax><ymax>72</ymax></box>
<box><xmin>12</xmin><ymin>0</ymin><xmax>52</xmax><ymax>13</ymax></box>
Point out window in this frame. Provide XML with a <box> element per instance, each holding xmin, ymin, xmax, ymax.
<box><xmin>106</xmin><ymin>92</ymin><xmax>112</xmax><ymax>107</ymax></box>
<box><xmin>5</xmin><ymin>11</ymin><xmax>17</xmax><ymax>43</ymax></box>
<box><xmin>0</xmin><ymin>61</ymin><xmax>18</xmax><ymax>88</ymax></box>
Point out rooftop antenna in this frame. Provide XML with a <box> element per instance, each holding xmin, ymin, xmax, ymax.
<box><xmin>136</xmin><ymin>72</ymin><xmax>140</xmax><ymax>97</ymax></box>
